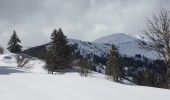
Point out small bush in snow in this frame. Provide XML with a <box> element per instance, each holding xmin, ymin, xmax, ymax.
<box><xmin>77</xmin><ymin>58</ymin><xmax>92</xmax><ymax>77</ymax></box>
<box><xmin>16</xmin><ymin>53</ymin><xmax>31</xmax><ymax>68</ymax></box>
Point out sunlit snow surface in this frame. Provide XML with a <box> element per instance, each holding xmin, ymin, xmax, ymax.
<box><xmin>0</xmin><ymin>54</ymin><xmax>170</xmax><ymax>100</ymax></box>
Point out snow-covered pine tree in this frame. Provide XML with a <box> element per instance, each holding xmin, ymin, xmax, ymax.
<box><xmin>7</xmin><ymin>30</ymin><xmax>22</xmax><ymax>53</ymax></box>
<box><xmin>46</xmin><ymin>28</ymin><xmax>71</xmax><ymax>74</ymax></box>
<box><xmin>106</xmin><ymin>45</ymin><xmax>123</xmax><ymax>82</ymax></box>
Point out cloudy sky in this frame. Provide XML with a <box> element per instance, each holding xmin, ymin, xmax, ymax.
<box><xmin>0</xmin><ymin>0</ymin><xmax>169</xmax><ymax>48</ymax></box>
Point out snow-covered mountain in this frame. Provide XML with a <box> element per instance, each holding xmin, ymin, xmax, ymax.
<box><xmin>24</xmin><ymin>33</ymin><xmax>158</xmax><ymax>61</ymax></box>
<box><xmin>68</xmin><ymin>39</ymin><xmax>111</xmax><ymax>57</ymax></box>
<box><xmin>94</xmin><ymin>33</ymin><xmax>138</xmax><ymax>45</ymax></box>
<box><xmin>94</xmin><ymin>33</ymin><xmax>158</xmax><ymax>59</ymax></box>
<box><xmin>70</xmin><ymin>33</ymin><xmax>158</xmax><ymax>59</ymax></box>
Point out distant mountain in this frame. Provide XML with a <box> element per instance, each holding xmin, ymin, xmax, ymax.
<box><xmin>94</xmin><ymin>33</ymin><xmax>158</xmax><ymax>59</ymax></box>
<box><xmin>23</xmin><ymin>33</ymin><xmax>158</xmax><ymax>63</ymax></box>
<box><xmin>23</xmin><ymin>39</ymin><xmax>112</xmax><ymax>64</ymax></box>
<box><xmin>68</xmin><ymin>39</ymin><xmax>111</xmax><ymax>58</ymax></box>
<box><xmin>94</xmin><ymin>33</ymin><xmax>138</xmax><ymax>45</ymax></box>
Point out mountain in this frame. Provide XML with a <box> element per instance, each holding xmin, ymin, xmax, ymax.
<box><xmin>94</xmin><ymin>33</ymin><xmax>138</xmax><ymax>45</ymax></box>
<box><xmin>68</xmin><ymin>39</ymin><xmax>111</xmax><ymax>57</ymax></box>
<box><xmin>94</xmin><ymin>33</ymin><xmax>158</xmax><ymax>59</ymax></box>
<box><xmin>23</xmin><ymin>39</ymin><xmax>112</xmax><ymax>63</ymax></box>
<box><xmin>23</xmin><ymin>33</ymin><xmax>158</xmax><ymax>64</ymax></box>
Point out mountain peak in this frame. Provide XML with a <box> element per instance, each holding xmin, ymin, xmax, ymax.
<box><xmin>94</xmin><ymin>33</ymin><xmax>137</xmax><ymax>45</ymax></box>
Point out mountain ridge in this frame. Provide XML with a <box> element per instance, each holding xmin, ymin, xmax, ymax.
<box><xmin>93</xmin><ymin>33</ymin><xmax>138</xmax><ymax>45</ymax></box>
<box><xmin>23</xmin><ymin>33</ymin><xmax>158</xmax><ymax>61</ymax></box>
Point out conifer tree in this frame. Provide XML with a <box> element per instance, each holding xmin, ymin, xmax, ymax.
<box><xmin>7</xmin><ymin>30</ymin><xmax>22</xmax><ymax>53</ymax></box>
<box><xmin>46</xmin><ymin>28</ymin><xmax>71</xmax><ymax>74</ymax></box>
<box><xmin>106</xmin><ymin>45</ymin><xmax>123</xmax><ymax>82</ymax></box>
<box><xmin>46</xmin><ymin>49</ymin><xmax>55</xmax><ymax>74</ymax></box>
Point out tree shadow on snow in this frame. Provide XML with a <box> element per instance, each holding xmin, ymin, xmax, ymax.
<box><xmin>0</xmin><ymin>66</ymin><xmax>27</xmax><ymax>75</ymax></box>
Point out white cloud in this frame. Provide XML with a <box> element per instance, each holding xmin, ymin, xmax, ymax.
<box><xmin>0</xmin><ymin>0</ymin><xmax>169</xmax><ymax>48</ymax></box>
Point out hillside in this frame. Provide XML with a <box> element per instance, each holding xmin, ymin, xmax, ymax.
<box><xmin>94</xmin><ymin>33</ymin><xmax>158</xmax><ymax>59</ymax></box>
<box><xmin>23</xmin><ymin>39</ymin><xmax>112</xmax><ymax>60</ymax></box>
<box><xmin>94</xmin><ymin>33</ymin><xmax>138</xmax><ymax>45</ymax></box>
<box><xmin>0</xmin><ymin>54</ymin><xmax>170</xmax><ymax>100</ymax></box>
<box><xmin>68</xmin><ymin>39</ymin><xmax>111</xmax><ymax>57</ymax></box>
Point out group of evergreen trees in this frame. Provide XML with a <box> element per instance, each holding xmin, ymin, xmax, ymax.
<box><xmin>6</xmin><ymin>28</ymin><xmax>123</xmax><ymax>80</ymax></box>
<box><xmin>123</xmin><ymin>56</ymin><xmax>167</xmax><ymax>88</ymax></box>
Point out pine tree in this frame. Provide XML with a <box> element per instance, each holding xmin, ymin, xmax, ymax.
<box><xmin>7</xmin><ymin>30</ymin><xmax>22</xmax><ymax>53</ymax></box>
<box><xmin>106</xmin><ymin>45</ymin><xmax>123</xmax><ymax>82</ymax></box>
<box><xmin>46</xmin><ymin>49</ymin><xmax>56</xmax><ymax>74</ymax></box>
<box><xmin>46</xmin><ymin>28</ymin><xmax>71</xmax><ymax>74</ymax></box>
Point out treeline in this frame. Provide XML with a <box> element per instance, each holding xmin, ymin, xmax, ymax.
<box><xmin>122</xmin><ymin>55</ymin><xmax>166</xmax><ymax>88</ymax></box>
<box><xmin>103</xmin><ymin>45</ymin><xmax>167</xmax><ymax>88</ymax></box>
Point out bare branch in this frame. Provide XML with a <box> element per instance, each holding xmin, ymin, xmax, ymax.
<box><xmin>140</xmin><ymin>8</ymin><xmax>170</xmax><ymax>80</ymax></box>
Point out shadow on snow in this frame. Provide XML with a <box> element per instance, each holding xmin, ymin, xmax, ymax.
<box><xmin>0</xmin><ymin>66</ymin><xmax>27</xmax><ymax>75</ymax></box>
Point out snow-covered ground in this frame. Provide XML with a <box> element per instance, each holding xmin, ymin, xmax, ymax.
<box><xmin>0</xmin><ymin>54</ymin><xmax>170</xmax><ymax>100</ymax></box>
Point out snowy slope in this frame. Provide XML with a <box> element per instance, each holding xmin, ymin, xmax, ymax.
<box><xmin>0</xmin><ymin>54</ymin><xmax>170</xmax><ymax>100</ymax></box>
<box><xmin>0</xmin><ymin>53</ymin><xmax>46</xmax><ymax>73</ymax></box>
<box><xmin>68</xmin><ymin>39</ymin><xmax>111</xmax><ymax>57</ymax></box>
<box><xmin>94</xmin><ymin>33</ymin><xmax>138</xmax><ymax>45</ymax></box>
<box><xmin>94</xmin><ymin>33</ymin><xmax>158</xmax><ymax>59</ymax></box>
<box><xmin>23</xmin><ymin>39</ymin><xmax>112</xmax><ymax>59</ymax></box>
